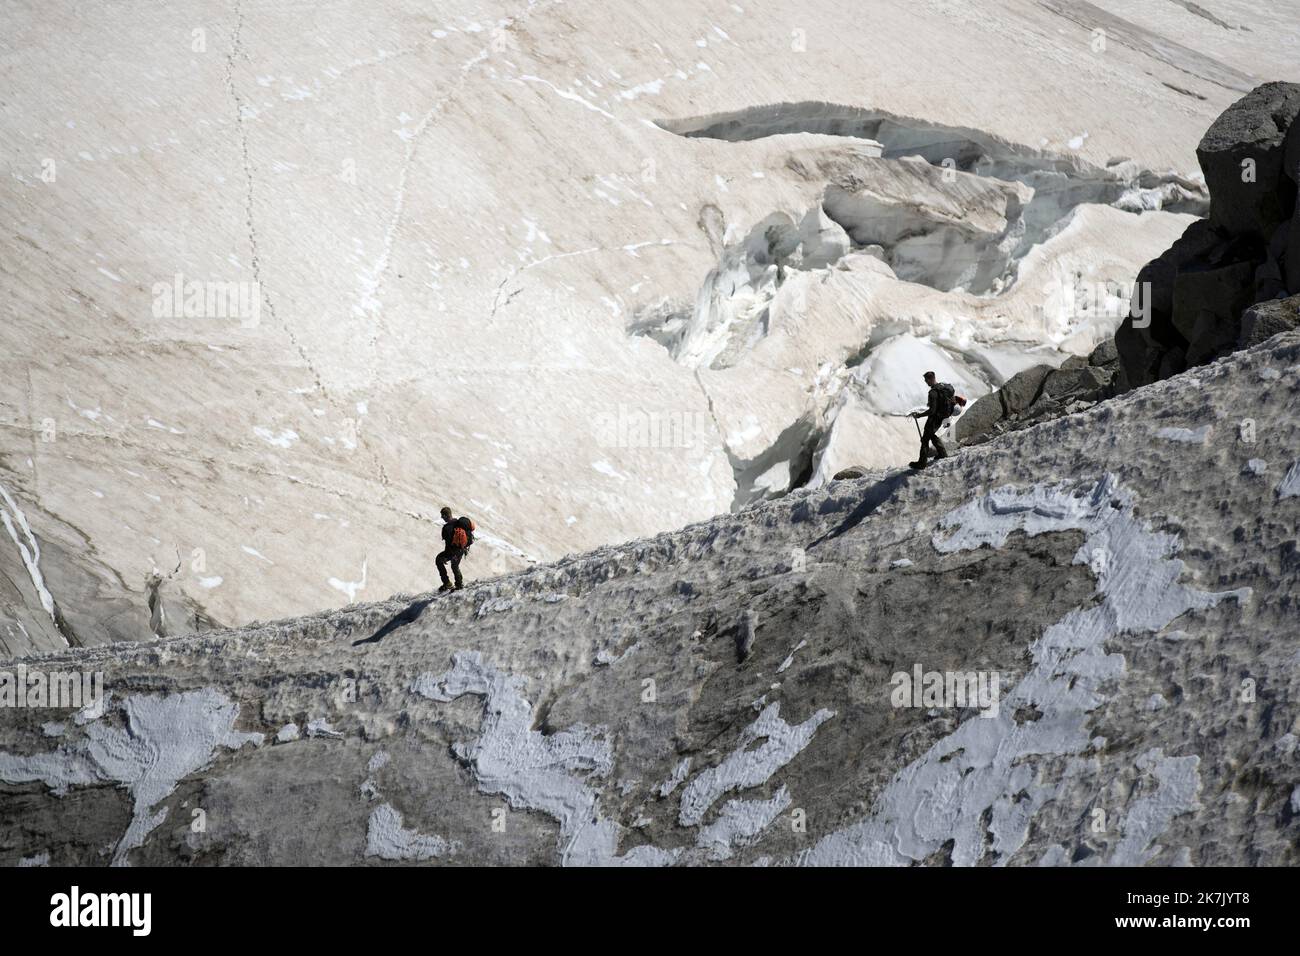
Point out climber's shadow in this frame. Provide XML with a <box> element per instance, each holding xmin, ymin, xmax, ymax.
<box><xmin>354</xmin><ymin>597</ymin><xmax>432</xmax><ymax>646</ymax></box>
<box><xmin>808</xmin><ymin>469</ymin><xmax>913</xmax><ymax>548</ymax></box>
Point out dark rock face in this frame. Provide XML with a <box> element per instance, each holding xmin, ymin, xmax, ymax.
<box><xmin>1171</xmin><ymin>257</ymin><xmax>1258</xmax><ymax>363</ymax></box>
<box><xmin>1115</xmin><ymin>82</ymin><xmax>1300</xmax><ymax>390</ymax></box>
<box><xmin>1197</xmin><ymin>82</ymin><xmax>1300</xmax><ymax>240</ymax></box>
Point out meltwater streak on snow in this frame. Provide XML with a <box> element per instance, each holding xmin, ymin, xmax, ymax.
<box><xmin>252</xmin><ymin>426</ymin><xmax>299</xmax><ymax>449</ymax></box>
<box><xmin>0</xmin><ymin>482</ymin><xmax>59</xmax><ymax>633</ymax></box>
<box><xmin>799</xmin><ymin>476</ymin><xmax>1247</xmax><ymax>867</ymax></box>
<box><xmin>0</xmin><ymin>689</ymin><xmax>263</xmax><ymax>865</ymax></box>
<box><xmin>678</xmin><ymin>702</ymin><xmax>834</xmax><ymax>827</ymax></box>
<box><xmin>414</xmin><ymin>652</ymin><xmax>677</xmax><ymax>866</ymax></box>
<box><xmin>329</xmin><ymin>559</ymin><xmax>368</xmax><ymax>602</ymax></box>
<box><xmin>519</xmin><ymin>75</ymin><xmax>619</xmax><ymax>121</ymax></box>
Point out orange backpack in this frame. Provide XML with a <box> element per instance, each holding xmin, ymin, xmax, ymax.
<box><xmin>450</xmin><ymin>516</ymin><xmax>475</xmax><ymax>549</ymax></box>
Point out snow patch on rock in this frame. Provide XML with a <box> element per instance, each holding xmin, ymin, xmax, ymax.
<box><xmin>0</xmin><ymin>688</ymin><xmax>262</xmax><ymax>865</ymax></box>
<box><xmin>366</xmin><ymin>803</ymin><xmax>458</xmax><ymax>861</ymax></box>
<box><xmin>1277</xmin><ymin>461</ymin><xmax>1300</xmax><ymax>499</ymax></box>
<box><xmin>695</xmin><ymin>786</ymin><xmax>792</xmax><ymax>860</ymax></box>
<box><xmin>414</xmin><ymin>651</ymin><xmax>677</xmax><ymax>866</ymax></box>
<box><xmin>1110</xmin><ymin>748</ymin><xmax>1201</xmax><ymax>866</ymax></box>
<box><xmin>800</xmin><ymin>475</ymin><xmax>1245</xmax><ymax>866</ymax></box>
<box><xmin>1155</xmin><ymin>425</ymin><xmax>1211</xmax><ymax>444</ymax></box>
<box><xmin>678</xmin><ymin>702</ymin><xmax>834</xmax><ymax>827</ymax></box>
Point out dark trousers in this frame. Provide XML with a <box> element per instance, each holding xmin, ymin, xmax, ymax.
<box><xmin>919</xmin><ymin>416</ymin><xmax>948</xmax><ymax>465</ymax></box>
<box><xmin>437</xmin><ymin>547</ymin><xmax>465</xmax><ymax>587</ymax></box>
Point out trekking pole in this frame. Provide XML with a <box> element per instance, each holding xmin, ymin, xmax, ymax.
<box><xmin>912</xmin><ymin>414</ymin><xmax>923</xmax><ymax>441</ymax></box>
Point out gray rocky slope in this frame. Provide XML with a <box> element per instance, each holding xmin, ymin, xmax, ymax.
<box><xmin>3</xmin><ymin>329</ymin><xmax>1299</xmax><ymax>867</ymax></box>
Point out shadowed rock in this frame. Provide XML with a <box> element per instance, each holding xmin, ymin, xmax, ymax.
<box><xmin>1116</xmin><ymin>81</ymin><xmax>1300</xmax><ymax>390</ymax></box>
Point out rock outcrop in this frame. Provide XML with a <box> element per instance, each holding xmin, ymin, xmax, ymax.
<box><xmin>969</xmin><ymin>81</ymin><xmax>1300</xmax><ymax>444</ymax></box>
<box><xmin>1240</xmin><ymin>293</ymin><xmax>1300</xmax><ymax>348</ymax></box>
<box><xmin>1116</xmin><ymin>82</ymin><xmax>1300</xmax><ymax>387</ymax></box>
<box><xmin>3</xmin><ymin>332</ymin><xmax>1298</xmax><ymax>867</ymax></box>
<box><xmin>955</xmin><ymin>340</ymin><xmax>1120</xmax><ymax>446</ymax></box>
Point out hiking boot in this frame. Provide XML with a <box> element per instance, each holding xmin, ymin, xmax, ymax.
<box><xmin>438</xmin><ymin>583</ymin><xmax>454</xmax><ymax>592</ymax></box>
<box><xmin>908</xmin><ymin>460</ymin><xmax>927</xmax><ymax>470</ymax></box>
<box><xmin>453</xmin><ymin>584</ymin><xmax>465</xmax><ymax>591</ymax></box>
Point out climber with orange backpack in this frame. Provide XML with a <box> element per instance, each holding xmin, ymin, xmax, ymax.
<box><xmin>436</xmin><ymin>506</ymin><xmax>475</xmax><ymax>591</ymax></box>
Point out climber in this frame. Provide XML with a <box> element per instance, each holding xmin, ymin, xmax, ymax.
<box><xmin>908</xmin><ymin>371</ymin><xmax>964</xmax><ymax>470</ymax></box>
<box><xmin>436</xmin><ymin>506</ymin><xmax>475</xmax><ymax>591</ymax></box>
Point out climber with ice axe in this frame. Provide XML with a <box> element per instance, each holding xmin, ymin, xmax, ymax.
<box><xmin>907</xmin><ymin>371</ymin><xmax>965</xmax><ymax>470</ymax></box>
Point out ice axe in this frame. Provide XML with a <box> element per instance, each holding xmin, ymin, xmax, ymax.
<box><xmin>888</xmin><ymin>409</ymin><xmax>928</xmax><ymax>440</ymax></box>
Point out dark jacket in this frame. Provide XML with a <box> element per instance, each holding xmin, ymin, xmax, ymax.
<box><xmin>925</xmin><ymin>384</ymin><xmax>946</xmax><ymax>422</ymax></box>
<box><xmin>440</xmin><ymin>521</ymin><xmax>461</xmax><ymax>551</ymax></box>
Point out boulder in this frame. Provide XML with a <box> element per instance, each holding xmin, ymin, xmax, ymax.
<box><xmin>1116</xmin><ymin>85</ymin><xmax>1300</xmax><ymax>389</ymax></box>
<box><xmin>1239</xmin><ymin>294</ymin><xmax>1300</xmax><ymax>348</ymax></box>
<box><xmin>1141</xmin><ymin>219</ymin><xmax>1224</xmax><ymax>317</ymax></box>
<box><xmin>1041</xmin><ymin>364</ymin><xmax>1111</xmax><ymax>405</ymax></box>
<box><xmin>1196</xmin><ymin>82</ymin><xmax>1300</xmax><ymax>240</ymax></box>
<box><xmin>832</xmin><ymin>466</ymin><xmax>871</xmax><ymax>480</ymax></box>
<box><xmin>1263</xmin><ymin>218</ymin><xmax>1295</xmax><ymax>298</ymax></box>
<box><xmin>1156</xmin><ymin>344</ymin><xmax>1188</xmax><ymax>381</ymax></box>
<box><xmin>956</xmin><ymin>358</ymin><xmax>1114</xmax><ymax>448</ymax></box>
<box><xmin>954</xmin><ymin>391</ymin><xmax>1005</xmax><ymax>445</ymax></box>
<box><xmin>1000</xmin><ymin>364</ymin><xmax>1052</xmax><ymax>414</ymax></box>
<box><xmin>1087</xmin><ymin>338</ymin><xmax>1118</xmax><ymax>367</ymax></box>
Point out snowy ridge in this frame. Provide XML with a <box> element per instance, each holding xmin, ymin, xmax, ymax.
<box><xmin>1</xmin><ymin>332</ymin><xmax>1297</xmax><ymax>866</ymax></box>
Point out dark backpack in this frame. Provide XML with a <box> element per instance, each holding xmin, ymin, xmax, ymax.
<box><xmin>450</xmin><ymin>516</ymin><xmax>475</xmax><ymax>549</ymax></box>
<box><xmin>935</xmin><ymin>382</ymin><xmax>957</xmax><ymax>418</ymax></box>
<box><xmin>933</xmin><ymin>383</ymin><xmax>968</xmax><ymax>419</ymax></box>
